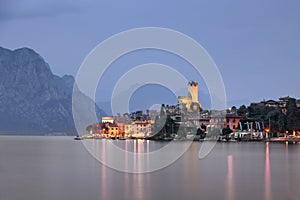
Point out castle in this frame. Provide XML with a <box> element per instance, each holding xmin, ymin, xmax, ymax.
<box><xmin>178</xmin><ymin>81</ymin><xmax>202</xmax><ymax>112</ymax></box>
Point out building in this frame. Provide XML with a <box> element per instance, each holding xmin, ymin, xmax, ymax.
<box><xmin>250</xmin><ymin>96</ymin><xmax>298</xmax><ymax>114</ymax></box>
<box><xmin>178</xmin><ymin>81</ymin><xmax>202</xmax><ymax>112</ymax></box>
<box><xmin>198</xmin><ymin>108</ymin><xmax>242</xmax><ymax>131</ymax></box>
<box><xmin>115</xmin><ymin>121</ymin><xmax>133</xmax><ymax>136</ymax></box>
<box><xmin>124</xmin><ymin>123</ymin><xmax>132</xmax><ymax>135</ymax></box>
<box><xmin>297</xmin><ymin>99</ymin><xmax>300</xmax><ymax>109</ymax></box>
<box><xmin>92</xmin><ymin>123</ymin><xmax>106</xmax><ymax>134</ymax></box>
<box><xmin>188</xmin><ymin>81</ymin><xmax>199</xmax><ymax>102</ymax></box>
<box><xmin>107</xmin><ymin>123</ymin><xmax>119</xmax><ymax>136</ymax></box>
<box><xmin>102</xmin><ymin>116</ymin><xmax>114</xmax><ymax>123</ymax></box>
<box><xmin>264</xmin><ymin>100</ymin><xmax>279</xmax><ymax>108</ymax></box>
<box><xmin>132</xmin><ymin>120</ymin><xmax>153</xmax><ymax>136</ymax></box>
<box><xmin>225</xmin><ymin>113</ymin><xmax>243</xmax><ymax>131</ymax></box>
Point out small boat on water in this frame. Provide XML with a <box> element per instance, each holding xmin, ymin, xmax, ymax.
<box><xmin>74</xmin><ymin>135</ymin><xmax>83</xmax><ymax>140</ymax></box>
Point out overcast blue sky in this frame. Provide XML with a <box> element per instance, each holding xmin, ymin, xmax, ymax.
<box><xmin>1</xmin><ymin>0</ymin><xmax>300</xmax><ymax>109</ymax></box>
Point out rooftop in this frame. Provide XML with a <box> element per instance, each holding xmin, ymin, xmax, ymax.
<box><xmin>108</xmin><ymin>123</ymin><xmax>118</xmax><ymax>127</ymax></box>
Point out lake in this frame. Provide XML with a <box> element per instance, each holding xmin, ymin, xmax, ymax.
<box><xmin>0</xmin><ymin>136</ymin><xmax>299</xmax><ymax>200</ymax></box>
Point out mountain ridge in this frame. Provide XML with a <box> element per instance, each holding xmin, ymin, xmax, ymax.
<box><xmin>0</xmin><ymin>46</ymin><xmax>105</xmax><ymax>135</ymax></box>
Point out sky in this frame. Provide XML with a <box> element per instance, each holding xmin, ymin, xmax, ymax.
<box><xmin>1</xmin><ymin>0</ymin><xmax>300</xmax><ymax>110</ymax></box>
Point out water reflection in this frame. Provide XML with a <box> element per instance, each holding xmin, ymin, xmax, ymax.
<box><xmin>147</xmin><ymin>140</ymin><xmax>150</xmax><ymax>172</ymax></box>
<box><xmin>226</xmin><ymin>155</ymin><xmax>234</xmax><ymax>200</ymax></box>
<box><xmin>284</xmin><ymin>141</ymin><xmax>290</xmax><ymax>197</ymax></box>
<box><xmin>101</xmin><ymin>139</ymin><xmax>108</xmax><ymax>200</ymax></box>
<box><xmin>132</xmin><ymin>140</ymin><xmax>150</xmax><ymax>199</ymax></box>
<box><xmin>3</xmin><ymin>137</ymin><xmax>300</xmax><ymax>200</ymax></box>
<box><xmin>81</xmin><ymin>139</ymin><xmax>300</xmax><ymax>200</ymax></box>
<box><xmin>137</xmin><ymin>139</ymin><xmax>144</xmax><ymax>173</ymax></box>
<box><xmin>264</xmin><ymin>142</ymin><xmax>271</xmax><ymax>200</ymax></box>
<box><xmin>133</xmin><ymin>140</ymin><xmax>137</xmax><ymax>172</ymax></box>
<box><xmin>124</xmin><ymin>140</ymin><xmax>130</xmax><ymax>198</ymax></box>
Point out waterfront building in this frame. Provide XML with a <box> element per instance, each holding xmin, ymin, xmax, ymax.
<box><xmin>225</xmin><ymin>113</ymin><xmax>243</xmax><ymax>131</ymax></box>
<box><xmin>107</xmin><ymin>123</ymin><xmax>119</xmax><ymax>137</ymax></box>
<box><xmin>115</xmin><ymin>121</ymin><xmax>133</xmax><ymax>136</ymax></box>
<box><xmin>124</xmin><ymin>123</ymin><xmax>132</xmax><ymax>135</ymax></box>
<box><xmin>132</xmin><ymin>120</ymin><xmax>152</xmax><ymax>135</ymax></box>
<box><xmin>102</xmin><ymin>116</ymin><xmax>114</xmax><ymax>123</ymax></box>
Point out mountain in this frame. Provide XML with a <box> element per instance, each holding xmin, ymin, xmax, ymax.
<box><xmin>0</xmin><ymin>47</ymin><xmax>105</xmax><ymax>135</ymax></box>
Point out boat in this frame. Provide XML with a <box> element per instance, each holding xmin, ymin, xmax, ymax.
<box><xmin>74</xmin><ymin>135</ymin><xmax>83</xmax><ymax>140</ymax></box>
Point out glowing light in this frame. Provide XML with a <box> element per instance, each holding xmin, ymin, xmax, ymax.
<box><xmin>265</xmin><ymin>142</ymin><xmax>271</xmax><ymax>200</ymax></box>
<box><xmin>226</xmin><ymin>155</ymin><xmax>234</xmax><ymax>200</ymax></box>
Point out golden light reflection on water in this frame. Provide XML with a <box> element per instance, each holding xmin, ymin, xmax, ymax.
<box><xmin>138</xmin><ymin>139</ymin><xmax>143</xmax><ymax>173</ymax></box>
<box><xmin>226</xmin><ymin>155</ymin><xmax>234</xmax><ymax>200</ymax></box>
<box><xmin>101</xmin><ymin>139</ymin><xmax>108</xmax><ymax>200</ymax></box>
<box><xmin>264</xmin><ymin>142</ymin><xmax>271</xmax><ymax>200</ymax></box>
<box><xmin>124</xmin><ymin>140</ymin><xmax>130</xmax><ymax>199</ymax></box>
<box><xmin>133</xmin><ymin>139</ymin><xmax>137</xmax><ymax>172</ymax></box>
<box><xmin>284</xmin><ymin>141</ymin><xmax>290</xmax><ymax>197</ymax></box>
<box><xmin>147</xmin><ymin>140</ymin><xmax>150</xmax><ymax>172</ymax></box>
<box><xmin>133</xmin><ymin>139</ymin><xmax>149</xmax><ymax>200</ymax></box>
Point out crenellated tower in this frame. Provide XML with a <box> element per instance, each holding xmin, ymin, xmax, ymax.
<box><xmin>188</xmin><ymin>81</ymin><xmax>198</xmax><ymax>103</ymax></box>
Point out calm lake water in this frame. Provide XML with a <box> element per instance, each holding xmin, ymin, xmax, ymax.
<box><xmin>0</xmin><ymin>136</ymin><xmax>300</xmax><ymax>200</ymax></box>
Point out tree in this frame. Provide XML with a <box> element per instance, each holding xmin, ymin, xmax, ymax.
<box><xmin>278</xmin><ymin>112</ymin><xmax>287</xmax><ymax>132</ymax></box>
<box><xmin>231</xmin><ymin>106</ymin><xmax>237</xmax><ymax>111</ymax></box>
<box><xmin>286</xmin><ymin>98</ymin><xmax>300</xmax><ymax>131</ymax></box>
<box><xmin>165</xmin><ymin>115</ymin><xmax>175</xmax><ymax>137</ymax></box>
<box><xmin>222</xmin><ymin>127</ymin><xmax>233</xmax><ymax>135</ymax></box>
<box><xmin>196</xmin><ymin>128</ymin><xmax>206</xmax><ymax>139</ymax></box>
<box><xmin>86</xmin><ymin>125</ymin><xmax>93</xmax><ymax>134</ymax></box>
<box><xmin>222</xmin><ymin>127</ymin><xmax>233</xmax><ymax>141</ymax></box>
<box><xmin>201</xmin><ymin>123</ymin><xmax>207</xmax><ymax>131</ymax></box>
<box><xmin>152</xmin><ymin>115</ymin><xmax>166</xmax><ymax>136</ymax></box>
<box><xmin>237</xmin><ymin>105</ymin><xmax>247</xmax><ymax>117</ymax></box>
<box><xmin>160</xmin><ymin>104</ymin><xmax>166</xmax><ymax>116</ymax></box>
<box><xmin>123</xmin><ymin>113</ymin><xmax>130</xmax><ymax>120</ymax></box>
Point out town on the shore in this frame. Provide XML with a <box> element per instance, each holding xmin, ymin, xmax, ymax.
<box><xmin>80</xmin><ymin>82</ymin><xmax>300</xmax><ymax>142</ymax></box>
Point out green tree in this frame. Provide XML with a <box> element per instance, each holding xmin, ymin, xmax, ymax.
<box><xmin>86</xmin><ymin>125</ymin><xmax>93</xmax><ymax>134</ymax></box>
<box><xmin>278</xmin><ymin>112</ymin><xmax>287</xmax><ymax>132</ymax></box>
<box><xmin>165</xmin><ymin>115</ymin><xmax>175</xmax><ymax>137</ymax></box>
<box><xmin>286</xmin><ymin>98</ymin><xmax>300</xmax><ymax>131</ymax></box>
<box><xmin>237</xmin><ymin>105</ymin><xmax>247</xmax><ymax>117</ymax></box>
<box><xmin>222</xmin><ymin>127</ymin><xmax>233</xmax><ymax>135</ymax></box>
<box><xmin>222</xmin><ymin>127</ymin><xmax>233</xmax><ymax>141</ymax></box>
<box><xmin>200</xmin><ymin>123</ymin><xmax>207</xmax><ymax>131</ymax></box>
<box><xmin>196</xmin><ymin>128</ymin><xmax>206</xmax><ymax>139</ymax></box>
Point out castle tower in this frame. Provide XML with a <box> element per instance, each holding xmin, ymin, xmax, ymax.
<box><xmin>188</xmin><ymin>81</ymin><xmax>198</xmax><ymax>103</ymax></box>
